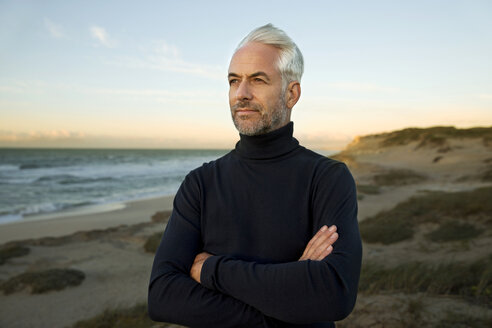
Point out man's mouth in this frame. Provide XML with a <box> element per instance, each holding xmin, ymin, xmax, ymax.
<box><xmin>232</xmin><ymin>102</ymin><xmax>262</xmax><ymax>114</ymax></box>
<box><xmin>236</xmin><ymin>108</ymin><xmax>259</xmax><ymax>113</ymax></box>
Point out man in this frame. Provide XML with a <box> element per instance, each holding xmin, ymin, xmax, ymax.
<box><xmin>149</xmin><ymin>24</ymin><xmax>362</xmax><ymax>328</ymax></box>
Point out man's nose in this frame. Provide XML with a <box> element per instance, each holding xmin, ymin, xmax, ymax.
<box><xmin>235</xmin><ymin>81</ymin><xmax>253</xmax><ymax>101</ymax></box>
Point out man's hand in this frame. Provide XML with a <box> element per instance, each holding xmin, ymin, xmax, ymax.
<box><xmin>190</xmin><ymin>251</ymin><xmax>212</xmax><ymax>283</ymax></box>
<box><xmin>191</xmin><ymin>226</ymin><xmax>337</xmax><ymax>282</ymax></box>
<box><xmin>299</xmin><ymin>225</ymin><xmax>338</xmax><ymax>261</ymax></box>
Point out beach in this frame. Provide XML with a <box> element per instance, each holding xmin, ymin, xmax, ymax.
<box><xmin>0</xmin><ymin>196</ymin><xmax>174</xmax><ymax>244</ymax></box>
<box><xmin>0</xmin><ymin>195</ymin><xmax>177</xmax><ymax>328</ymax></box>
<box><xmin>1</xmin><ymin>127</ymin><xmax>491</xmax><ymax>327</ymax></box>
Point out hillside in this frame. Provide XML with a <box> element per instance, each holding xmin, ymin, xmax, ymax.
<box><xmin>335</xmin><ymin>126</ymin><xmax>492</xmax><ymax>327</ymax></box>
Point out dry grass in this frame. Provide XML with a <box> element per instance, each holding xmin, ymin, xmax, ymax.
<box><xmin>144</xmin><ymin>232</ymin><xmax>163</xmax><ymax>253</ymax></box>
<box><xmin>151</xmin><ymin>211</ymin><xmax>172</xmax><ymax>223</ymax></box>
<box><xmin>360</xmin><ymin>186</ymin><xmax>492</xmax><ymax>244</ymax></box>
<box><xmin>377</xmin><ymin>126</ymin><xmax>492</xmax><ymax>148</ymax></box>
<box><xmin>372</xmin><ymin>169</ymin><xmax>427</xmax><ymax>186</ymax></box>
<box><xmin>359</xmin><ymin>257</ymin><xmax>492</xmax><ymax>305</ymax></box>
<box><xmin>0</xmin><ymin>244</ymin><xmax>30</xmax><ymax>265</ymax></box>
<box><xmin>356</xmin><ymin>184</ymin><xmax>381</xmax><ymax>195</ymax></box>
<box><xmin>425</xmin><ymin>220</ymin><xmax>482</xmax><ymax>242</ymax></box>
<box><xmin>435</xmin><ymin>312</ymin><xmax>492</xmax><ymax>328</ymax></box>
<box><xmin>482</xmin><ymin>167</ymin><xmax>492</xmax><ymax>182</ymax></box>
<box><xmin>1</xmin><ymin>268</ymin><xmax>85</xmax><ymax>294</ymax></box>
<box><xmin>72</xmin><ymin>303</ymin><xmax>179</xmax><ymax>328</ymax></box>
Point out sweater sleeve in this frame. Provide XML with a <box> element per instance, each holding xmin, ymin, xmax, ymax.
<box><xmin>199</xmin><ymin>163</ymin><xmax>362</xmax><ymax>324</ymax></box>
<box><xmin>148</xmin><ymin>173</ymin><xmax>272</xmax><ymax>328</ymax></box>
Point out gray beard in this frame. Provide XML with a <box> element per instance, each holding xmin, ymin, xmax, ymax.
<box><xmin>231</xmin><ymin>95</ymin><xmax>288</xmax><ymax>136</ymax></box>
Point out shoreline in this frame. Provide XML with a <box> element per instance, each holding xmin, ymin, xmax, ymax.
<box><xmin>0</xmin><ymin>195</ymin><xmax>174</xmax><ymax>244</ymax></box>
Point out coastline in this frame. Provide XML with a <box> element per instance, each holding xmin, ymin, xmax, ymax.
<box><xmin>0</xmin><ymin>195</ymin><xmax>174</xmax><ymax>244</ymax></box>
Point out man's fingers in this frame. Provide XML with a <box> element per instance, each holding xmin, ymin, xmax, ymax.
<box><xmin>315</xmin><ymin>245</ymin><xmax>333</xmax><ymax>261</ymax></box>
<box><xmin>300</xmin><ymin>225</ymin><xmax>329</xmax><ymax>259</ymax></box>
<box><xmin>300</xmin><ymin>225</ymin><xmax>337</xmax><ymax>261</ymax></box>
<box><xmin>309</xmin><ymin>232</ymin><xmax>338</xmax><ymax>260</ymax></box>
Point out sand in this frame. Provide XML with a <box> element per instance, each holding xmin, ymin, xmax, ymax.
<box><xmin>0</xmin><ymin>196</ymin><xmax>174</xmax><ymax>244</ymax></box>
<box><xmin>0</xmin><ymin>196</ymin><xmax>174</xmax><ymax>328</ymax></box>
<box><xmin>1</xmin><ymin>129</ymin><xmax>491</xmax><ymax>327</ymax></box>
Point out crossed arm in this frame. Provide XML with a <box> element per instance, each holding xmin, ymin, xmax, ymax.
<box><xmin>149</xmin><ymin>164</ymin><xmax>362</xmax><ymax>327</ymax></box>
<box><xmin>190</xmin><ymin>225</ymin><xmax>339</xmax><ymax>283</ymax></box>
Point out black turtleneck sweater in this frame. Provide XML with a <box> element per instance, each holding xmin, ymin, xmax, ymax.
<box><xmin>148</xmin><ymin>122</ymin><xmax>362</xmax><ymax>328</ymax></box>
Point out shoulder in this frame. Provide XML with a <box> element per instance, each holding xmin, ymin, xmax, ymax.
<box><xmin>296</xmin><ymin>148</ymin><xmax>355</xmax><ymax>192</ymax></box>
<box><xmin>186</xmin><ymin>150</ymin><xmax>235</xmax><ymax>181</ymax></box>
<box><xmin>298</xmin><ymin>147</ymin><xmax>351</xmax><ymax>176</ymax></box>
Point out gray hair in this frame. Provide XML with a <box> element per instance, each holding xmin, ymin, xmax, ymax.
<box><xmin>236</xmin><ymin>23</ymin><xmax>304</xmax><ymax>88</ymax></box>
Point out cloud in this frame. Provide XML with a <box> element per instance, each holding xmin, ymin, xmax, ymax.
<box><xmin>0</xmin><ymin>130</ymin><xmax>234</xmax><ymax>149</ymax></box>
<box><xmin>0</xmin><ymin>130</ymin><xmax>85</xmax><ymax>142</ymax></box>
<box><xmin>90</xmin><ymin>25</ymin><xmax>115</xmax><ymax>47</ymax></box>
<box><xmin>112</xmin><ymin>40</ymin><xmax>224</xmax><ymax>80</ymax></box>
<box><xmin>44</xmin><ymin>18</ymin><xmax>65</xmax><ymax>39</ymax></box>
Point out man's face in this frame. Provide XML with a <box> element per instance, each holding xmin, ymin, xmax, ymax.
<box><xmin>228</xmin><ymin>42</ymin><xmax>290</xmax><ymax>136</ymax></box>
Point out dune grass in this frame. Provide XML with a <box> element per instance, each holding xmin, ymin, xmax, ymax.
<box><xmin>359</xmin><ymin>257</ymin><xmax>492</xmax><ymax>305</ymax></box>
<box><xmin>356</xmin><ymin>184</ymin><xmax>381</xmax><ymax>195</ymax></box>
<box><xmin>425</xmin><ymin>220</ymin><xmax>482</xmax><ymax>242</ymax></box>
<box><xmin>144</xmin><ymin>232</ymin><xmax>163</xmax><ymax>253</ymax></box>
<box><xmin>378</xmin><ymin>126</ymin><xmax>492</xmax><ymax>148</ymax></box>
<box><xmin>435</xmin><ymin>312</ymin><xmax>492</xmax><ymax>328</ymax></box>
<box><xmin>482</xmin><ymin>167</ymin><xmax>492</xmax><ymax>182</ymax></box>
<box><xmin>72</xmin><ymin>303</ymin><xmax>174</xmax><ymax>328</ymax></box>
<box><xmin>1</xmin><ymin>268</ymin><xmax>85</xmax><ymax>294</ymax></box>
<box><xmin>372</xmin><ymin>169</ymin><xmax>427</xmax><ymax>186</ymax></box>
<box><xmin>360</xmin><ymin>186</ymin><xmax>492</xmax><ymax>244</ymax></box>
<box><xmin>0</xmin><ymin>244</ymin><xmax>30</xmax><ymax>265</ymax></box>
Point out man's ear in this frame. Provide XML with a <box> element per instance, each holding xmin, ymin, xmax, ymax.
<box><xmin>286</xmin><ymin>81</ymin><xmax>301</xmax><ymax>109</ymax></box>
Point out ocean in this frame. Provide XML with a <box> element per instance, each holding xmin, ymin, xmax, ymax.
<box><xmin>0</xmin><ymin>148</ymin><xmax>228</xmax><ymax>224</ymax></box>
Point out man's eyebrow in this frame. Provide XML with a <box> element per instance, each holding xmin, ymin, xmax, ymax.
<box><xmin>249</xmin><ymin>72</ymin><xmax>270</xmax><ymax>81</ymax></box>
<box><xmin>227</xmin><ymin>72</ymin><xmax>271</xmax><ymax>81</ymax></box>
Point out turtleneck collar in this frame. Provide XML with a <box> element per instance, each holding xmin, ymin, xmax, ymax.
<box><xmin>234</xmin><ymin>122</ymin><xmax>299</xmax><ymax>160</ymax></box>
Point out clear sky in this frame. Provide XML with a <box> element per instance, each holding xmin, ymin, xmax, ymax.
<box><xmin>1</xmin><ymin>0</ymin><xmax>491</xmax><ymax>150</ymax></box>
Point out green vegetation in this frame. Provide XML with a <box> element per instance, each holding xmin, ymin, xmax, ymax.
<box><xmin>372</xmin><ymin>169</ymin><xmax>427</xmax><ymax>186</ymax></box>
<box><xmin>377</xmin><ymin>126</ymin><xmax>492</xmax><ymax>148</ymax></box>
<box><xmin>435</xmin><ymin>312</ymin><xmax>492</xmax><ymax>328</ymax></box>
<box><xmin>359</xmin><ymin>257</ymin><xmax>492</xmax><ymax>305</ymax></box>
<box><xmin>356</xmin><ymin>184</ymin><xmax>381</xmax><ymax>195</ymax></box>
<box><xmin>0</xmin><ymin>244</ymin><xmax>30</xmax><ymax>265</ymax></box>
<box><xmin>425</xmin><ymin>220</ymin><xmax>482</xmax><ymax>242</ymax></box>
<box><xmin>144</xmin><ymin>232</ymin><xmax>163</xmax><ymax>253</ymax></box>
<box><xmin>151</xmin><ymin>211</ymin><xmax>172</xmax><ymax>223</ymax></box>
<box><xmin>0</xmin><ymin>268</ymin><xmax>85</xmax><ymax>294</ymax></box>
<box><xmin>359</xmin><ymin>215</ymin><xmax>413</xmax><ymax>245</ymax></box>
<box><xmin>360</xmin><ymin>186</ymin><xmax>492</xmax><ymax>244</ymax></box>
<box><xmin>72</xmin><ymin>303</ymin><xmax>172</xmax><ymax>328</ymax></box>
<box><xmin>482</xmin><ymin>167</ymin><xmax>492</xmax><ymax>182</ymax></box>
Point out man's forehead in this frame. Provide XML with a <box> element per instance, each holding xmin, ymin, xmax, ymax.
<box><xmin>228</xmin><ymin>42</ymin><xmax>280</xmax><ymax>75</ymax></box>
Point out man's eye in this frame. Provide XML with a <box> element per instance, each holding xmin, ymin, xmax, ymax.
<box><xmin>254</xmin><ymin>78</ymin><xmax>265</xmax><ymax>83</ymax></box>
<box><xmin>229</xmin><ymin>79</ymin><xmax>238</xmax><ymax>85</ymax></box>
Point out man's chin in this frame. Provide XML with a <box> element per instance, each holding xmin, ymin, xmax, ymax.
<box><xmin>234</xmin><ymin>122</ymin><xmax>269</xmax><ymax>136</ymax></box>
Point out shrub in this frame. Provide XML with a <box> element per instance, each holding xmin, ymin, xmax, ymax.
<box><xmin>425</xmin><ymin>220</ymin><xmax>482</xmax><ymax>242</ymax></box>
<box><xmin>0</xmin><ymin>244</ymin><xmax>30</xmax><ymax>265</ymax></box>
<box><xmin>0</xmin><ymin>268</ymin><xmax>85</xmax><ymax>294</ymax></box>
<box><xmin>144</xmin><ymin>232</ymin><xmax>163</xmax><ymax>253</ymax></box>
<box><xmin>360</xmin><ymin>186</ymin><xmax>492</xmax><ymax>244</ymax></box>
<box><xmin>359</xmin><ymin>257</ymin><xmax>492</xmax><ymax>305</ymax></box>
<box><xmin>72</xmin><ymin>303</ymin><xmax>173</xmax><ymax>328</ymax></box>
<box><xmin>356</xmin><ymin>184</ymin><xmax>381</xmax><ymax>195</ymax></box>
<box><xmin>373</xmin><ymin>169</ymin><xmax>427</xmax><ymax>186</ymax></box>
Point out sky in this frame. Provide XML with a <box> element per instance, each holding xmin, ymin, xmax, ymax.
<box><xmin>1</xmin><ymin>0</ymin><xmax>491</xmax><ymax>150</ymax></box>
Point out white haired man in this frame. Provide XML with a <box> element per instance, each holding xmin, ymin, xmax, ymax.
<box><xmin>149</xmin><ymin>24</ymin><xmax>362</xmax><ymax>327</ymax></box>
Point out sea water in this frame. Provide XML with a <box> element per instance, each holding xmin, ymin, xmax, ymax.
<box><xmin>0</xmin><ymin>148</ymin><xmax>228</xmax><ymax>224</ymax></box>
